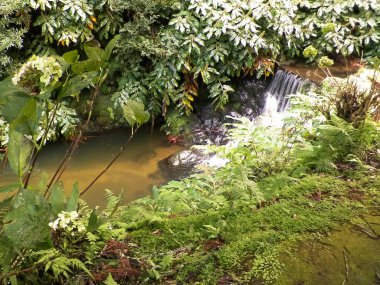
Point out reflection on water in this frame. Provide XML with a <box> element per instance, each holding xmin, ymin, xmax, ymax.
<box><xmin>0</xmin><ymin>128</ymin><xmax>183</xmax><ymax>207</ymax></box>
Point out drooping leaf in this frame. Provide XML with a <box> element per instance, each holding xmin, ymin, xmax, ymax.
<box><xmin>103</xmin><ymin>35</ymin><xmax>121</xmax><ymax>63</ymax></box>
<box><xmin>7</xmin><ymin>130</ymin><xmax>33</xmax><ymax>178</ymax></box>
<box><xmin>122</xmin><ymin>99</ymin><xmax>150</xmax><ymax>127</ymax></box>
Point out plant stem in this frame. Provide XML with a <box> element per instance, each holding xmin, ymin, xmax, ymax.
<box><xmin>44</xmin><ymin>85</ymin><xmax>101</xmax><ymax>197</ymax></box>
<box><xmin>80</xmin><ymin>126</ymin><xmax>138</xmax><ymax>197</ymax></box>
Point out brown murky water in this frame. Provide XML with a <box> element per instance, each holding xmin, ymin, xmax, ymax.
<box><xmin>0</xmin><ymin>128</ymin><xmax>183</xmax><ymax>207</ymax></box>
<box><xmin>282</xmin><ymin>61</ymin><xmax>360</xmax><ymax>83</ymax></box>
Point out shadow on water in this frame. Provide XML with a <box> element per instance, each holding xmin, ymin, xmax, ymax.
<box><xmin>0</xmin><ymin>128</ymin><xmax>183</xmax><ymax>207</ymax></box>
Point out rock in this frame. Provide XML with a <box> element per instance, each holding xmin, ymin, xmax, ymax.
<box><xmin>158</xmin><ymin>149</ymin><xmax>228</xmax><ymax>181</ymax></box>
<box><xmin>158</xmin><ymin>149</ymin><xmax>206</xmax><ymax>180</ymax></box>
<box><xmin>348</xmin><ymin>75</ymin><xmax>372</xmax><ymax>94</ymax></box>
<box><xmin>357</xmin><ymin>68</ymin><xmax>380</xmax><ymax>84</ymax></box>
<box><xmin>323</xmin><ymin>68</ymin><xmax>379</xmax><ymax>95</ymax></box>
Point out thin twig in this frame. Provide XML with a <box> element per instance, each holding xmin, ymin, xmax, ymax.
<box><xmin>80</xmin><ymin>126</ymin><xmax>139</xmax><ymax>197</ymax></box>
<box><xmin>44</xmin><ymin>85</ymin><xmax>101</xmax><ymax>197</ymax></box>
<box><xmin>23</xmin><ymin>102</ymin><xmax>59</xmax><ymax>188</ymax></box>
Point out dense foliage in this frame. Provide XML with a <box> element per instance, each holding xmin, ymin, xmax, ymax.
<box><xmin>1</xmin><ymin>0</ymin><xmax>379</xmax><ymax>127</ymax></box>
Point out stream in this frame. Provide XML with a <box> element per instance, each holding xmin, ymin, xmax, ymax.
<box><xmin>0</xmin><ymin>128</ymin><xmax>182</xmax><ymax>207</ymax></box>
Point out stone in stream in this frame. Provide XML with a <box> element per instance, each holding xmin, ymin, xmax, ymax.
<box><xmin>158</xmin><ymin>149</ymin><xmax>228</xmax><ymax>181</ymax></box>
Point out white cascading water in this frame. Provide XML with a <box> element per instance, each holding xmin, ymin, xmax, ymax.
<box><xmin>261</xmin><ymin>69</ymin><xmax>309</xmax><ymax>126</ymax></box>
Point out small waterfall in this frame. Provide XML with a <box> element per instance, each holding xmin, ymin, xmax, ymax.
<box><xmin>262</xmin><ymin>69</ymin><xmax>308</xmax><ymax>115</ymax></box>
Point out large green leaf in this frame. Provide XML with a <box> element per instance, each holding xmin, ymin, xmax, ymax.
<box><xmin>122</xmin><ymin>100</ymin><xmax>150</xmax><ymax>127</ymax></box>
<box><xmin>104</xmin><ymin>35</ymin><xmax>121</xmax><ymax>63</ymax></box>
<box><xmin>7</xmin><ymin>130</ymin><xmax>33</xmax><ymax>178</ymax></box>
<box><xmin>3</xmin><ymin>95</ymin><xmax>41</xmax><ymax>135</ymax></box>
<box><xmin>0</xmin><ymin>77</ymin><xmax>30</xmax><ymax>105</ymax></box>
<box><xmin>62</xmin><ymin>50</ymin><xmax>79</xmax><ymax>64</ymax></box>
<box><xmin>58</xmin><ymin>72</ymin><xmax>98</xmax><ymax>99</ymax></box>
<box><xmin>84</xmin><ymin>45</ymin><xmax>105</xmax><ymax>63</ymax></box>
<box><xmin>71</xmin><ymin>60</ymin><xmax>101</xmax><ymax>74</ymax></box>
<box><xmin>3</xmin><ymin>190</ymin><xmax>51</xmax><ymax>249</ymax></box>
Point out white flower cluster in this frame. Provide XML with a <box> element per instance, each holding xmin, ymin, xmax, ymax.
<box><xmin>49</xmin><ymin>211</ymin><xmax>86</xmax><ymax>236</ymax></box>
<box><xmin>12</xmin><ymin>55</ymin><xmax>63</xmax><ymax>88</ymax></box>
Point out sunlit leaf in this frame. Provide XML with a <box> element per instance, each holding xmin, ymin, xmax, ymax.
<box><xmin>122</xmin><ymin>100</ymin><xmax>150</xmax><ymax>127</ymax></box>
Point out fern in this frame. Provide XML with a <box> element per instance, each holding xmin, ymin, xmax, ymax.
<box><xmin>36</xmin><ymin>249</ymin><xmax>93</xmax><ymax>280</ymax></box>
<box><xmin>104</xmin><ymin>273</ymin><xmax>119</xmax><ymax>285</ymax></box>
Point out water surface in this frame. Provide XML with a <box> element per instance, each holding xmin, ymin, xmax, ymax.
<box><xmin>0</xmin><ymin>128</ymin><xmax>182</xmax><ymax>207</ymax></box>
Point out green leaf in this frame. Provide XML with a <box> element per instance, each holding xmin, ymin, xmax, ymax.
<box><xmin>62</xmin><ymin>50</ymin><xmax>79</xmax><ymax>64</ymax></box>
<box><xmin>0</xmin><ymin>78</ymin><xmax>30</xmax><ymax>105</ymax></box>
<box><xmin>66</xmin><ymin>182</ymin><xmax>79</xmax><ymax>211</ymax></box>
<box><xmin>3</xmin><ymin>94</ymin><xmax>41</xmax><ymax>136</ymax></box>
<box><xmin>104</xmin><ymin>273</ymin><xmax>119</xmax><ymax>285</ymax></box>
<box><xmin>0</xmin><ymin>183</ymin><xmax>20</xmax><ymax>193</ymax></box>
<box><xmin>84</xmin><ymin>45</ymin><xmax>105</xmax><ymax>63</ymax></box>
<box><xmin>4</xmin><ymin>190</ymin><xmax>51</xmax><ymax>248</ymax></box>
<box><xmin>152</xmin><ymin>185</ymin><xmax>160</xmax><ymax>200</ymax></box>
<box><xmin>104</xmin><ymin>35</ymin><xmax>121</xmax><ymax>63</ymax></box>
<box><xmin>7</xmin><ymin>130</ymin><xmax>33</xmax><ymax>178</ymax></box>
<box><xmin>159</xmin><ymin>255</ymin><xmax>173</xmax><ymax>270</ymax></box>
<box><xmin>49</xmin><ymin>183</ymin><xmax>66</xmax><ymax>216</ymax></box>
<box><xmin>122</xmin><ymin>100</ymin><xmax>150</xmax><ymax>127</ymax></box>
<box><xmin>71</xmin><ymin>60</ymin><xmax>101</xmax><ymax>74</ymax></box>
<box><xmin>58</xmin><ymin>72</ymin><xmax>98</xmax><ymax>99</ymax></box>
<box><xmin>87</xmin><ymin>209</ymin><xmax>101</xmax><ymax>231</ymax></box>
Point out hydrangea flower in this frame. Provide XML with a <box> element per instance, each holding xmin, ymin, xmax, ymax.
<box><xmin>49</xmin><ymin>211</ymin><xmax>86</xmax><ymax>236</ymax></box>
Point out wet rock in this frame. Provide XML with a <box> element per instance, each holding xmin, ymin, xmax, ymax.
<box><xmin>322</xmin><ymin>68</ymin><xmax>379</xmax><ymax>95</ymax></box>
<box><xmin>158</xmin><ymin>149</ymin><xmax>228</xmax><ymax>181</ymax></box>
<box><xmin>158</xmin><ymin>149</ymin><xmax>206</xmax><ymax>180</ymax></box>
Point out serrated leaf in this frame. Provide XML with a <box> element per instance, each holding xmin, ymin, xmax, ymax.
<box><xmin>104</xmin><ymin>273</ymin><xmax>119</xmax><ymax>285</ymax></box>
<box><xmin>49</xmin><ymin>183</ymin><xmax>66</xmax><ymax>215</ymax></box>
<box><xmin>66</xmin><ymin>182</ymin><xmax>79</xmax><ymax>211</ymax></box>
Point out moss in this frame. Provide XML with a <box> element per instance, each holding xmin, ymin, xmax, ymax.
<box><xmin>123</xmin><ymin>171</ymin><xmax>379</xmax><ymax>284</ymax></box>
